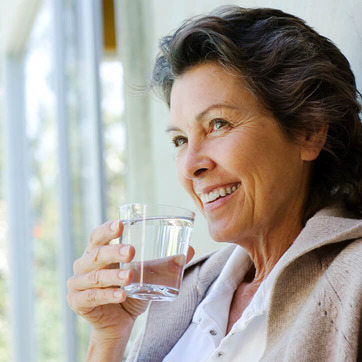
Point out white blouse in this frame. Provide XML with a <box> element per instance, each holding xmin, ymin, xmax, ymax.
<box><xmin>163</xmin><ymin>245</ymin><xmax>285</xmax><ymax>362</ymax></box>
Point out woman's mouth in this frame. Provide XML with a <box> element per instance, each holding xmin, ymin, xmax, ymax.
<box><xmin>198</xmin><ymin>183</ymin><xmax>240</xmax><ymax>204</ymax></box>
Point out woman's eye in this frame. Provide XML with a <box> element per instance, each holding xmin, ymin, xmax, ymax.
<box><xmin>211</xmin><ymin>119</ymin><xmax>229</xmax><ymax>131</ymax></box>
<box><xmin>172</xmin><ymin>136</ymin><xmax>187</xmax><ymax>147</ymax></box>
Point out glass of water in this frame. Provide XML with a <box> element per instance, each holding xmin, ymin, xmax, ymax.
<box><xmin>117</xmin><ymin>203</ymin><xmax>195</xmax><ymax>302</ymax></box>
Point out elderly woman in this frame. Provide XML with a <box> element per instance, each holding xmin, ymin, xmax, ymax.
<box><xmin>67</xmin><ymin>6</ymin><xmax>362</xmax><ymax>361</ymax></box>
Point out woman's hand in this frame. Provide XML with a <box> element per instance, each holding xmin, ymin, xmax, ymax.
<box><xmin>67</xmin><ymin>220</ymin><xmax>148</xmax><ymax>360</ymax></box>
<box><xmin>67</xmin><ymin>220</ymin><xmax>195</xmax><ymax>361</ymax></box>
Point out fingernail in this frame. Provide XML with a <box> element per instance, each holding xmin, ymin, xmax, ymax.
<box><xmin>120</xmin><ymin>245</ymin><xmax>130</xmax><ymax>257</ymax></box>
<box><xmin>173</xmin><ymin>254</ymin><xmax>186</xmax><ymax>266</ymax></box>
<box><xmin>110</xmin><ymin>220</ymin><xmax>119</xmax><ymax>231</ymax></box>
<box><xmin>119</xmin><ymin>270</ymin><xmax>130</xmax><ymax>280</ymax></box>
<box><xmin>114</xmin><ymin>290</ymin><xmax>124</xmax><ymax>299</ymax></box>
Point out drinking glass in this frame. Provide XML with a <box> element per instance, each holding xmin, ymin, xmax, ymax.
<box><xmin>116</xmin><ymin>203</ymin><xmax>195</xmax><ymax>301</ymax></box>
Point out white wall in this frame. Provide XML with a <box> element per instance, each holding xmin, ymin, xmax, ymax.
<box><xmin>148</xmin><ymin>0</ymin><xmax>362</xmax><ymax>88</ymax></box>
<box><xmin>120</xmin><ymin>0</ymin><xmax>362</xmax><ymax>258</ymax></box>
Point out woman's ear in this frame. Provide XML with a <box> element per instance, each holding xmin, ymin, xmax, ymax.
<box><xmin>300</xmin><ymin>125</ymin><xmax>328</xmax><ymax>161</ymax></box>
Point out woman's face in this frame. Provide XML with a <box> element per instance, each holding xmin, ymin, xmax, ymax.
<box><xmin>168</xmin><ymin>62</ymin><xmax>311</xmax><ymax>244</ymax></box>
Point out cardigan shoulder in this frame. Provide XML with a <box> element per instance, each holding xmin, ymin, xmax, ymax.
<box><xmin>263</xmin><ymin>236</ymin><xmax>362</xmax><ymax>361</ymax></box>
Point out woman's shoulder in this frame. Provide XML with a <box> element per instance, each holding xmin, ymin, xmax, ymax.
<box><xmin>181</xmin><ymin>244</ymin><xmax>237</xmax><ymax>297</ymax></box>
<box><xmin>184</xmin><ymin>244</ymin><xmax>236</xmax><ymax>276</ymax></box>
<box><xmin>283</xmin><ymin>204</ymin><xmax>362</xmax><ymax>264</ymax></box>
<box><xmin>185</xmin><ymin>243</ymin><xmax>236</xmax><ymax>269</ymax></box>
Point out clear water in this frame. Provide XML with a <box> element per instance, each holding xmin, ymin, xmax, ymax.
<box><xmin>120</xmin><ymin>217</ymin><xmax>193</xmax><ymax>301</ymax></box>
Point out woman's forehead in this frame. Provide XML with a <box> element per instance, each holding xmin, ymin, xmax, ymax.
<box><xmin>169</xmin><ymin>63</ymin><xmax>265</xmax><ymax>126</ymax></box>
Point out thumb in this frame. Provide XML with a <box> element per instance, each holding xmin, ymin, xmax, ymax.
<box><xmin>186</xmin><ymin>245</ymin><xmax>195</xmax><ymax>264</ymax></box>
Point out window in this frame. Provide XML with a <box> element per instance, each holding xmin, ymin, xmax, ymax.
<box><xmin>25</xmin><ymin>3</ymin><xmax>61</xmax><ymax>360</ymax></box>
<box><xmin>1</xmin><ymin>0</ymin><xmax>125</xmax><ymax>360</ymax></box>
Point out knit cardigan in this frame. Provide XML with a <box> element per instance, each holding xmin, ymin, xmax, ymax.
<box><xmin>126</xmin><ymin>206</ymin><xmax>362</xmax><ymax>361</ymax></box>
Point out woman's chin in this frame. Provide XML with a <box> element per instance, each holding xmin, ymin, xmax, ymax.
<box><xmin>208</xmin><ymin>224</ymin><xmax>241</xmax><ymax>244</ymax></box>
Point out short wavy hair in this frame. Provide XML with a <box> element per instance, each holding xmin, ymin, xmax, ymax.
<box><xmin>151</xmin><ymin>6</ymin><xmax>362</xmax><ymax>222</ymax></box>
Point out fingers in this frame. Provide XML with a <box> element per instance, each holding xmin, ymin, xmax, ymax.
<box><xmin>67</xmin><ymin>267</ymin><xmax>134</xmax><ymax>314</ymax></box>
<box><xmin>67</xmin><ymin>221</ymin><xmax>135</xmax><ymax>320</ymax></box>
<box><xmin>73</xmin><ymin>244</ymin><xmax>135</xmax><ymax>274</ymax></box>
<box><xmin>67</xmin><ymin>286</ymin><xmax>127</xmax><ymax>313</ymax></box>
<box><xmin>86</xmin><ymin>220</ymin><xmax>124</xmax><ymax>252</ymax></box>
<box><xmin>68</xmin><ymin>268</ymin><xmax>133</xmax><ymax>291</ymax></box>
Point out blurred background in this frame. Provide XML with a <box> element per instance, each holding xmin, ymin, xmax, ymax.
<box><xmin>0</xmin><ymin>0</ymin><xmax>360</xmax><ymax>361</ymax></box>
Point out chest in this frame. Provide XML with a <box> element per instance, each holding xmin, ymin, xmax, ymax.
<box><xmin>226</xmin><ymin>282</ymin><xmax>257</xmax><ymax>334</ymax></box>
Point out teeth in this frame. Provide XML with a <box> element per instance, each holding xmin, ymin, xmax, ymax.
<box><xmin>208</xmin><ymin>190</ymin><xmax>219</xmax><ymax>202</ymax></box>
<box><xmin>198</xmin><ymin>183</ymin><xmax>240</xmax><ymax>204</ymax></box>
<box><xmin>208</xmin><ymin>191</ymin><xmax>215</xmax><ymax>202</ymax></box>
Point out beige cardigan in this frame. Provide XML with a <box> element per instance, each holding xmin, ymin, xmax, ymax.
<box><xmin>127</xmin><ymin>207</ymin><xmax>362</xmax><ymax>361</ymax></box>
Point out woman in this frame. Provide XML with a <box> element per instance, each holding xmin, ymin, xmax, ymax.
<box><xmin>67</xmin><ymin>6</ymin><xmax>362</xmax><ymax>361</ymax></box>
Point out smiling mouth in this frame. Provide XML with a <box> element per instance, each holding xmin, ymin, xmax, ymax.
<box><xmin>198</xmin><ymin>183</ymin><xmax>240</xmax><ymax>204</ymax></box>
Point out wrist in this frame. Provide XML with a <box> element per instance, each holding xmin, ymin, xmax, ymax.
<box><xmin>86</xmin><ymin>322</ymin><xmax>134</xmax><ymax>362</ymax></box>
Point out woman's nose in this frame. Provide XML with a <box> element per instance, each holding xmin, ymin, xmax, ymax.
<box><xmin>180</xmin><ymin>146</ymin><xmax>216</xmax><ymax>179</ymax></box>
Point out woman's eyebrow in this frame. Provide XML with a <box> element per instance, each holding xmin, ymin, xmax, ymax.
<box><xmin>166</xmin><ymin>125</ymin><xmax>182</xmax><ymax>134</ymax></box>
<box><xmin>195</xmin><ymin>103</ymin><xmax>238</xmax><ymax>121</ymax></box>
<box><xmin>166</xmin><ymin>127</ymin><xmax>181</xmax><ymax>134</ymax></box>
<box><xmin>166</xmin><ymin>104</ymin><xmax>238</xmax><ymax>133</ymax></box>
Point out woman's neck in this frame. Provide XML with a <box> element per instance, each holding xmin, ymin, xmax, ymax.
<box><xmin>242</xmin><ymin>218</ymin><xmax>302</xmax><ymax>288</ymax></box>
